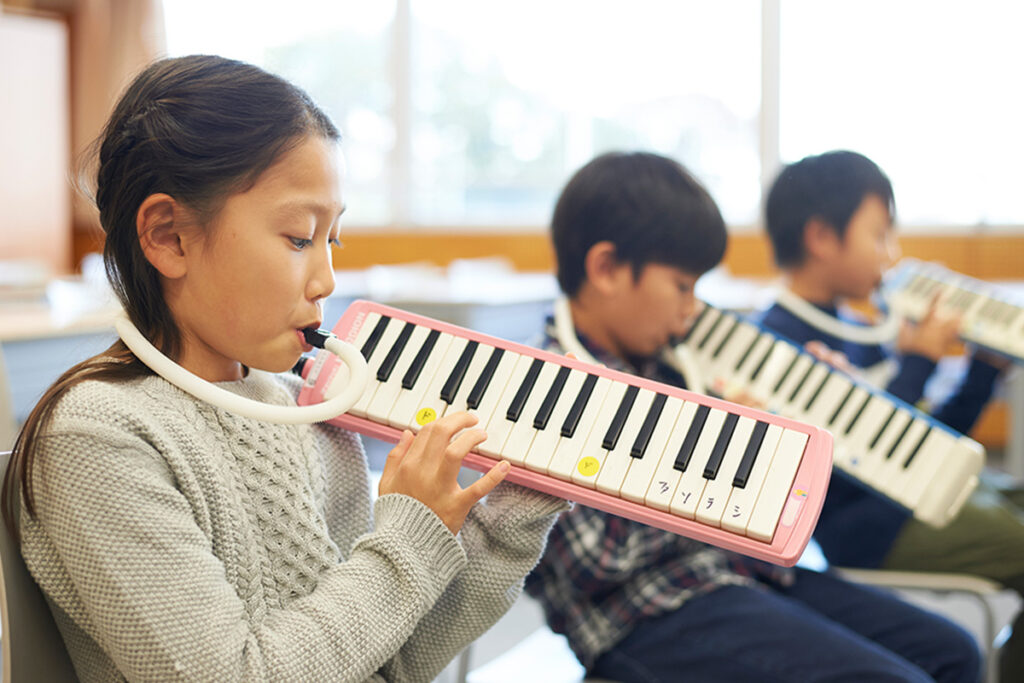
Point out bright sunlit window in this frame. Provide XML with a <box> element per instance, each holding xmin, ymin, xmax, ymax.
<box><xmin>164</xmin><ymin>0</ymin><xmax>1024</xmax><ymax>231</ymax></box>
<box><xmin>779</xmin><ymin>0</ymin><xmax>1024</xmax><ymax>228</ymax></box>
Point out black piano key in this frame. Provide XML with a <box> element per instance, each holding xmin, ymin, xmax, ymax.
<box><xmin>440</xmin><ymin>340</ymin><xmax>479</xmax><ymax>404</ymax></box>
<box><xmin>376</xmin><ymin>321</ymin><xmax>415</xmax><ymax>382</ymax></box>
<box><xmin>703</xmin><ymin>412</ymin><xmax>739</xmax><ymax>479</ymax></box>
<box><xmin>902</xmin><ymin>426</ymin><xmax>932</xmax><ymax>468</ymax></box>
<box><xmin>674</xmin><ymin>404</ymin><xmax>710</xmax><ymax>472</ymax></box>
<box><xmin>680</xmin><ymin>306</ymin><xmax>712</xmax><ymax>344</ymax></box>
<box><xmin>506</xmin><ymin>358</ymin><xmax>545</xmax><ymax>422</ymax></box>
<box><xmin>561</xmin><ymin>374</ymin><xmax>599</xmax><ymax>437</ymax></box>
<box><xmin>803</xmin><ymin>368</ymin><xmax>832</xmax><ymax>411</ymax></box>
<box><xmin>733</xmin><ymin>332</ymin><xmax>766</xmax><ymax>372</ymax></box>
<box><xmin>885</xmin><ymin>416</ymin><xmax>916</xmax><ymax>459</ymax></box>
<box><xmin>534</xmin><ymin>366</ymin><xmax>571</xmax><ymax>430</ymax></box>
<box><xmin>787</xmin><ymin>360</ymin><xmax>817</xmax><ymax>403</ymax></box>
<box><xmin>842</xmin><ymin>392</ymin><xmax>873</xmax><ymax>435</ymax></box>
<box><xmin>696</xmin><ymin>312</ymin><xmax>726</xmax><ymax>350</ymax></box>
<box><xmin>710</xmin><ymin>317</ymin><xmax>740</xmax><ymax>358</ymax></box>
<box><xmin>466</xmin><ymin>347</ymin><xmax>504</xmax><ymax>409</ymax></box>
<box><xmin>401</xmin><ymin>329</ymin><xmax>440</xmax><ymax>390</ymax></box>
<box><xmin>867</xmin><ymin>406</ymin><xmax>900</xmax><ymax>450</ymax></box>
<box><xmin>748</xmin><ymin>339</ymin><xmax>777</xmax><ymax>381</ymax></box>
<box><xmin>360</xmin><ymin>315</ymin><xmax>391</xmax><ymax>360</ymax></box>
<box><xmin>602</xmin><ymin>385</ymin><xmax>640</xmax><ymax>450</ymax></box>
<box><xmin>772</xmin><ymin>353</ymin><xmax>802</xmax><ymax>395</ymax></box>
<box><xmin>828</xmin><ymin>383</ymin><xmax>859</xmax><ymax>426</ymax></box>
<box><xmin>630</xmin><ymin>393</ymin><xmax>668</xmax><ymax>458</ymax></box>
<box><xmin>733</xmin><ymin>420</ymin><xmax>769</xmax><ymax>488</ymax></box>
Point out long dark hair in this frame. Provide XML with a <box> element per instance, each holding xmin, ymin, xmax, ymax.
<box><xmin>3</xmin><ymin>54</ymin><xmax>340</xmax><ymax>535</ymax></box>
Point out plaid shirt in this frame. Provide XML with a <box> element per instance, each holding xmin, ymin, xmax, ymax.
<box><xmin>524</xmin><ymin>316</ymin><xmax>794</xmax><ymax>669</ymax></box>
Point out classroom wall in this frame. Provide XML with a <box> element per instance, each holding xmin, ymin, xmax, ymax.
<box><xmin>0</xmin><ymin>11</ymin><xmax>71</xmax><ymax>275</ymax></box>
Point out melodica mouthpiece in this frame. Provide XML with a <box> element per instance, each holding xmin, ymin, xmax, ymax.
<box><xmin>302</xmin><ymin>327</ymin><xmax>333</xmax><ymax>350</ymax></box>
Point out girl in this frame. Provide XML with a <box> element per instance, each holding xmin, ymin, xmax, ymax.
<box><xmin>3</xmin><ymin>54</ymin><xmax>565</xmax><ymax>682</ymax></box>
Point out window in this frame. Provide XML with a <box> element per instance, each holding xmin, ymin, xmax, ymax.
<box><xmin>163</xmin><ymin>0</ymin><xmax>1024</xmax><ymax>230</ymax></box>
<box><xmin>779</xmin><ymin>0</ymin><xmax>1024</xmax><ymax>227</ymax></box>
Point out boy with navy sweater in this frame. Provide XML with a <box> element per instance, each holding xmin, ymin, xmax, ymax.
<box><xmin>759</xmin><ymin>149</ymin><xmax>1024</xmax><ymax>680</ymax></box>
<box><xmin>523</xmin><ymin>151</ymin><xmax>981</xmax><ymax>683</ymax></box>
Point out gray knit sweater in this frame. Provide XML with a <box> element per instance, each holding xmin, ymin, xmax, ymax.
<box><xmin>20</xmin><ymin>370</ymin><xmax>565</xmax><ymax>682</ymax></box>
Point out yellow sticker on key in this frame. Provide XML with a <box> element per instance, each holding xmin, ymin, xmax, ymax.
<box><xmin>415</xmin><ymin>407</ymin><xmax>437</xmax><ymax>426</ymax></box>
<box><xmin>576</xmin><ymin>456</ymin><xmax>600</xmax><ymax>477</ymax></box>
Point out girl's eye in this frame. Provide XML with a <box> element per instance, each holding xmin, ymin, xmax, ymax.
<box><xmin>290</xmin><ymin>237</ymin><xmax>313</xmax><ymax>250</ymax></box>
<box><xmin>329</xmin><ymin>237</ymin><xmax>343</xmax><ymax>248</ymax></box>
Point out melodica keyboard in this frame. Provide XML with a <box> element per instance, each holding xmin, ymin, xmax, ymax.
<box><xmin>883</xmin><ymin>258</ymin><xmax>1024</xmax><ymax>363</ymax></box>
<box><xmin>681</xmin><ymin>304</ymin><xmax>984</xmax><ymax>527</ymax></box>
<box><xmin>296</xmin><ymin>300</ymin><xmax>833</xmax><ymax>566</ymax></box>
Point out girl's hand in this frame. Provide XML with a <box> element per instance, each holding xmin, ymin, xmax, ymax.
<box><xmin>378</xmin><ymin>411</ymin><xmax>509</xmax><ymax>535</ymax></box>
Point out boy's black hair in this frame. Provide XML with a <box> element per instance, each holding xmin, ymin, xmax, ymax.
<box><xmin>551</xmin><ymin>151</ymin><xmax>727</xmax><ymax>296</ymax></box>
<box><xmin>764</xmin><ymin>149</ymin><xmax>896</xmax><ymax>268</ymax></box>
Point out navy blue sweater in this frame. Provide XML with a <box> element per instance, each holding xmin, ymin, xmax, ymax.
<box><xmin>756</xmin><ymin>301</ymin><xmax>1000</xmax><ymax>567</ymax></box>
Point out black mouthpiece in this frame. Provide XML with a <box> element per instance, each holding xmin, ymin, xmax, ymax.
<box><xmin>302</xmin><ymin>327</ymin><xmax>332</xmax><ymax>349</ymax></box>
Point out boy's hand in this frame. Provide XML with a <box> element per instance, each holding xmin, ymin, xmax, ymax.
<box><xmin>804</xmin><ymin>341</ymin><xmax>856</xmax><ymax>375</ymax></box>
<box><xmin>897</xmin><ymin>294</ymin><xmax>961</xmax><ymax>361</ymax></box>
<box><xmin>378</xmin><ymin>411</ymin><xmax>509</xmax><ymax>535</ymax></box>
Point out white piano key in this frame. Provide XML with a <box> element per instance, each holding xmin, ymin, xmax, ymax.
<box><xmin>499</xmin><ymin>362</ymin><xmax>563</xmax><ymax>466</ymax></box>
<box><xmin>620</xmin><ymin>396</ymin><xmax>684</xmax><ymax>504</ymax></box>
<box><xmin>547</xmin><ymin>376</ymin><xmax>614</xmax><ymax>481</ymax></box>
<box><xmin>669</xmin><ymin>408</ymin><xmax>728</xmax><ymax>519</ymax></box>
<box><xmin>707</xmin><ymin>321</ymin><xmax>760</xmax><ymax>389</ymax></box>
<box><xmin>835</xmin><ymin>397</ymin><xmax>901</xmax><ymax>479</ymax></box>
<box><xmin>465</xmin><ymin>349</ymin><xmax>521</xmax><ymax>432</ymax></box>
<box><xmin>446</xmin><ymin>342</ymin><xmax>499</xmax><ymax>415</ymax></box>
<box><xmin>696</xmin><ymin>416</ymin><xmax>756</xmax><ymax>527</ymax></box>
<box><xmin>571</xmin><ymin>381</ymin><xmax>630</xmax><ymax>489</ymax></box>
<box><xmin>873</xmin><ymin>417</ymin><xmax>930</xmax><ymax>504</ymax></box>
<box><xmin>784</xmin><ymin>363</ymin><xmax>830</xmax><ymax>421</ymax></box>
<box><xmin>747</xmin><ymin>429</ymin><xmax>809</xmax><ymax>542</ymax></box>
<box><xmin>686</xmin><ymin>307</ymin><xmax>723</xmax><ymax>351</ymax></box>
<box><xmin>749</xmin><ymin>341</ymin><xmax>798</xmax><ymax>404</ymax></box>
<box><xmin>595</xmin><ymin>388</ymin><xmax>657</xmax><ymax>496</ymax></box>
<box><xmin>386</xmin><ymin>332</ymin><xmax>455</xmax><ymax>429</ymax></box>
<box><xmin>722</xmin><ymin>423</ymin><xmax>784</xmax><ymax>536</ymax></box>
<box><xmin>350</xmin><ymin>316</ymin><xmax>406</xmax><ymax>418</ymax></box>
<box><xmin>322</xmin><ymin>311</ymin><xmax>382</xmax><ymax>400</ymax></box>
<box><xmin>413</xmin><ymin>336</ymin><xmax>470</xmax><ymax>426</ymax></box>
<box><xmin>728</xmin><ymin>333</ymin><xmax>775</xmax><ymax>389</ymax></box>
<box><xmin>856</xmin><ymin>408</ymin><xmax>912</xmax><ymax>481</ymax></box>
<box><xmin>477</xmin><ymin>354</ymin><xmax>537</xmax><ymax>458</ymax></box>
<box><xmin>523</xmin><ymin>368</ymin><xmax>590</xmax><ymax>473</ymax></box>
<box><xmin>766</xmin><ymin>354</ymin><xmax>813</xmax><ymax>414</ymax></box>
<box><xmin>365</xmin><ymin>324</ymin><xmax>430</xmax><ymax>424</ymax></box>
<box><xmin>644</xmin><ymin>401</ymin><xmax>699</xmax><ymax>511</ymax></box>
<box><xmin>804</xmin><ymin>373</ymin><xmax>855</xmax><ymax>427</ymax></box>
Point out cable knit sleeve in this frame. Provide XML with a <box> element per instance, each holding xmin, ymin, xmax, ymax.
<box><xmin>20</xmin><ymin>379</ymin><xmax>476</xmax><ymax>682</ymax></box>
<box><xmin>376</xmin><ymin>482</ymin><xmax>566</xmax><ymax>681</ymax></box>
<box><xmin>312</xmin><ymin>417</ymin><xmax>566</xmax><ymax>681</ymax></box>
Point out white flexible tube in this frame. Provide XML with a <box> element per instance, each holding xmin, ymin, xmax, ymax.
<box><xmin>115</xmin><ymin>314</ymin><xmax>368</xmax><ymax>424</ymax></box>
<box><xmin>775</xmin><ymin>288</ymin><xmax>901</xmax><ymax>345</ymax></box>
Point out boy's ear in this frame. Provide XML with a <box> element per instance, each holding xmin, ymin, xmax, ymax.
<box><xmin>136</xmin><ymin>193</ymin><xmax>190</xmax><ymax>279</ymax></box>
<box><xmin>802</xmin><ymin>216</ymin><xmax>842</xmax><ymax>261</ymax></box>
<box><xmin>583</xmin><ymin>240</ymin><xmax>631</xmax><ymax>295</ymax></box>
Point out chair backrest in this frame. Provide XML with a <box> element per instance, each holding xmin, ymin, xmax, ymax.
<box><xmin>0</xmin><ymin>450</ymin><xmax>78</xmax><ymax>682</ymax></box>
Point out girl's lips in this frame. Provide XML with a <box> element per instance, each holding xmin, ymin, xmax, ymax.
<box><xmin>297</xmin><ymin>329</ymin><xmax>314</xmax><ymax>353</ymax></box>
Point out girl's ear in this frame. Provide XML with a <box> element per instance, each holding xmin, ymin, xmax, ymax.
<box><xmin>136</xmin><ymin>193</ymin><xmax>189</xmax><ymax>279</ymax></box>
<box><xmin>803</xmin><ymin>216</ymin><xmax>842</xmax><ymax>261</ymax></box>
<box><xmin>583</xmin><ymin>240</ymin><xmax>631</xmax><ymax>296</ymax></box>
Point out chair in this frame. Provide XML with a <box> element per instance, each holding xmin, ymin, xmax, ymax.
<box><xmin>835</xmin><ymin>567</ymin><xmax>1014</xmax><ymax>683</ymax></box>
<box><xmin>0</xmin><ymin>450</ymin><xmax>78</xmax><ymax>682</ymax></box>
<box><xmin>0</xmin><ymin>350</ymin><xmax>16</xmax><ymax>451</ymax></box>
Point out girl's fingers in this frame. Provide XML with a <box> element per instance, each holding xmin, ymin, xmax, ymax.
<box><xmin>463</xmin><ymin>459</ymin><xmax>511</xmax><ymax>501</ymax></box>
